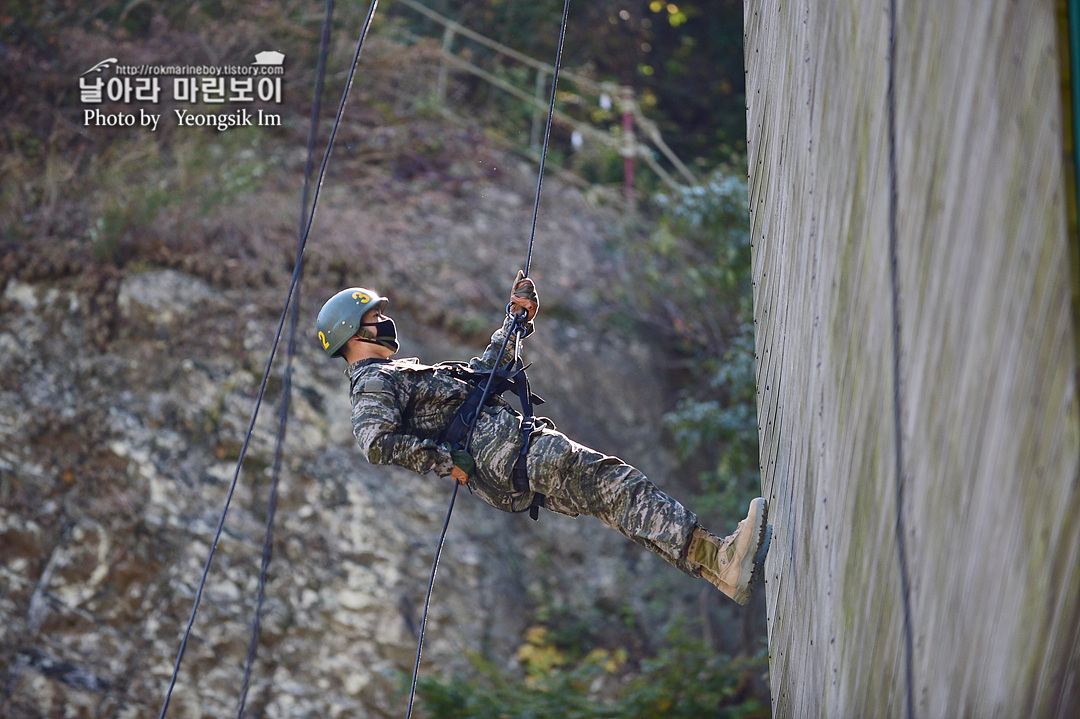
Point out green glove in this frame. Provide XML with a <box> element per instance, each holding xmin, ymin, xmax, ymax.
<box><xmin>450</xmin><ymin>449</ymin><xmax>474</xmax><ymax>484</ymax></box>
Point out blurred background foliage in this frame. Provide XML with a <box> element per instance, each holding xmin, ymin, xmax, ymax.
<box><xmin>645</xmin><ymin>171</ymin><xmax>759</xmax><ymax>520</ymax></box>
<box><xmin>400</xmin><ymin>0</ymin><xmax>747</xmax><ymax>168</ymax></box>
<box><xmin>417</xmin><ymin>620</ymin><xmax>769</xmax><ymax>718</ymax></box>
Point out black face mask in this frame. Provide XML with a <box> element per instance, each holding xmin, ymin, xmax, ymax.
<box><xmin>358</xmin><ymin>317</ymin><xmax>399</xmax><ymax>352</ymax></box>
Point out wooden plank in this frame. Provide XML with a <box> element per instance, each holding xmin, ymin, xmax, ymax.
<box><xmin>745</xmin><ymin>0</ymin><xmax>1080</xmax><ymax>716</ymax></box>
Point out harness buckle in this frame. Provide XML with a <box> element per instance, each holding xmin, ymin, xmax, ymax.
<box><xmin>505</xmin><ymin>303</ymin><xmax>529</xmax><ymax>337</ymax></box>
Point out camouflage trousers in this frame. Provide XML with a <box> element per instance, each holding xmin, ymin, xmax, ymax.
<box><xmin>525</xmin><ymin>426</ymin><xmax>702</xmax><ymax>577</ymax></box>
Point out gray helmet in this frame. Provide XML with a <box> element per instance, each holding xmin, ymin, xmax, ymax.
<box><xmin>316</xmin><ymin>287</ymin><xmax>388</xmax><ymax>358</ymax></box>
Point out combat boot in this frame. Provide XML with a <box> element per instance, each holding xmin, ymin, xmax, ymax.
<box><xmin>686</xmin><ymin>498</ymin><xmax>772</xmax><ymax>605</ymax></box>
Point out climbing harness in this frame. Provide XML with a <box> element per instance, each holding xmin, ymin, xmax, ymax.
<box><xmin>437</xmin><ymin>354</ymin><xmax>547</xmax><ymax>519</ymax></box>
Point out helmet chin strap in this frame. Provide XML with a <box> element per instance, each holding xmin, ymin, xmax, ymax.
<box><xmin>355</xmin><ymin>335</ymin><xmax>399</xmax><ymax>352</ymax></box>
<box><xmin>356</xmin><ymin>317</ymin><xmax>398</xmax><ymax>352</ymax></box>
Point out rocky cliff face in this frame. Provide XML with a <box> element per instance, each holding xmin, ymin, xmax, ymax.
<box><xmin>0</xmin><ymin>156</ymin><xmax>724</xmax><ymax>717</ymax></box>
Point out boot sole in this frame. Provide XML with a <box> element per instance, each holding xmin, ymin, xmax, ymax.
<box><xmin>755</xmin><ymin>524</ymin><xmax>773</xmax><ymax>565</ymax></box>
<box><xmin>731</xmin><ymin>498</ymin><xmax>769</xmax><ymax>605</ymax></box>
<box><xmin>745</xmin><ymin>523</ymin><xmax>773</xmax><ymax>599</ymax></box>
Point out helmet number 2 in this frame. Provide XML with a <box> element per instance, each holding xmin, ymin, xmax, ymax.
<box><xmin>319</xmin><ymin>331</ymin><xmax>329</xmax><ymax>350</ymax></box>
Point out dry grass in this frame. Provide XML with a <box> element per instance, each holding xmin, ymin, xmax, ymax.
<box><xmin>0</xmin><ymin>5</ymin><xmax>462</xmax><ymax>287</ymax></box>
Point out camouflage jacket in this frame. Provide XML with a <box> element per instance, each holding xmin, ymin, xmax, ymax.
<box><xmin>347</xmin><ymin>315</ymin><xmax>535</xmax><ymax>513</ymax></box>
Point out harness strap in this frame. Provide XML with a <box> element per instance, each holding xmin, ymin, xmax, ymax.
<box><xmin>439</xmin><ymin>358</ymin><xmax>541</xmax><ymax>448</ymax></box>
<box><xmin>512</xmin><ymin>451</ymin><xmax>545</xmax><ymax>521</ymax></box>
<box><xmin>436</xmin><ymin>361</ymin><xmax>544</xmax><ymax>406</ymax></box>
<box><xmin>440</xmin><ymin>354</ymin><xmax>546</xmax><ymax>521</ymax></box>
<box><xmin>510</xmin><ymin>416</ymin><xmax>545</xmax><ymax>521</ymax></box>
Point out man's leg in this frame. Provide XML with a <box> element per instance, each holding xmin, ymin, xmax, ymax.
<box><xmin>525</xmin><ymin>427</ymin><xmax>701</xmax><ymax>574</ymax></box>
<box><xmin>525</xmin><ymin>427</ymin><xmax>771</xmax><ymax>604</ymax></box>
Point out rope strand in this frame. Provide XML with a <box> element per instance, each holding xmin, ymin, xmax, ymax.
<box><xmin>235</xmin><ymin>5</ymin><xmax>337</xmax><ymax>716</ymax></box>
<box><xmin>524</xmin><ymin>0</ymin><xmax>572</xmax><ymax>277</ymax></box>
<box><xmin>405</xmin><ymin>481</ymin><xmax>460</xmax><ymax>719</ymax></box>
<box><xmin>404</xmin><ymin>2</ymin><xmax>571</xmax><ymax>713</ymax></box>
<box><xmin>158</xmin><ymin>3</ymin><xmax>379</xmax><ymax>716</ymax></box>
<box><xmin>404</xmin><ymin>324</ymin><xmax>519</xmax><ymax>719</ymax></box>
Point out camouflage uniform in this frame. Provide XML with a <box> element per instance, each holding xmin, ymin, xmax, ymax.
<box><xmin>348</xmin><ymin>315</ymin><xmax>702</xmax><ymax>576</ymax></box>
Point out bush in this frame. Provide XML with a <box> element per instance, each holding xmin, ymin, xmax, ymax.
<box><xmin>416</xmin><ymin>621</ymin><xmax>769</xmax><ymax>719</ymax></box>
<box><xmin>612</xmin><ymin>166</ymin><xmax>758</xmax><ymax>518</ymax></box>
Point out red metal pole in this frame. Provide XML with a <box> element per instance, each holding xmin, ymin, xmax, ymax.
<box><xmin>621</xmin><ymin>86</ymin><xmax>635</xmax><ymax>204</ymax></box>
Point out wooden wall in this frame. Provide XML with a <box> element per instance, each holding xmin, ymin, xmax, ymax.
<box><xmin>744</xmin><ymin>0</ymin><xmax>1080</xmax><ymax>715</ymax></box>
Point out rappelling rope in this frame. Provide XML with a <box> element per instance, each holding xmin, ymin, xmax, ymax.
<box><xmin>234</xmin><ymin>3</ymin><xmax>337</xmax><ymax>717</ymax></box>
<box><xmin>523</xmin><ymin>0</ymin><xmax>571</xmax><ymax>278</ymax></box>
<box><xmin>403</xmin><ymin>327</ymin><xmax>516</xmax><ymax>719</ymax></box>
<box><xmin>158</xmin><ymin>2</ymin><xmax>379</xmax><ymax>717</ymax></box>
<box><xmin>885</xmin><ymin>0</ymin><xmax>916</xmax><ymax>716</ymax></box>
<box><xmin>404</xmin><ymin>1</ymin><xmax>571</xmax><ymax>716</ymax></box>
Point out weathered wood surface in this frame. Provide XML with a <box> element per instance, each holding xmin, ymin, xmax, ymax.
<box><xmin>745</xmin><ymin>0</ymin><xmax>1080</xmax><ymax>716</ymax></box>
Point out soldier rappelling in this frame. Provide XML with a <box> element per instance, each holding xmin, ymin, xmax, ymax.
<box><xmin>316</xmin><ymin>274</ymin><xmax>772</xmax><ymax>605</ymax></box>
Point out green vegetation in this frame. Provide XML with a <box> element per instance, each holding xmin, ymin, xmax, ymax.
<box><xmin>417</xmin><ymin>621</ymin><xmax>769</xmax><ymax>719</ymax></box>
<box><xmin>651</xmin><ymin>170</ymin><xmax>759</xmax><ymax>519</ymax></box>
<box><xmin>398</xmin><ymin>0</ymin><xmax>746</xmax><ymax>169</ymax></box>
<box><xmin>612</xmin><ymin>168</ymin><xmax>758</xmax><ymax>518</ymax></box>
